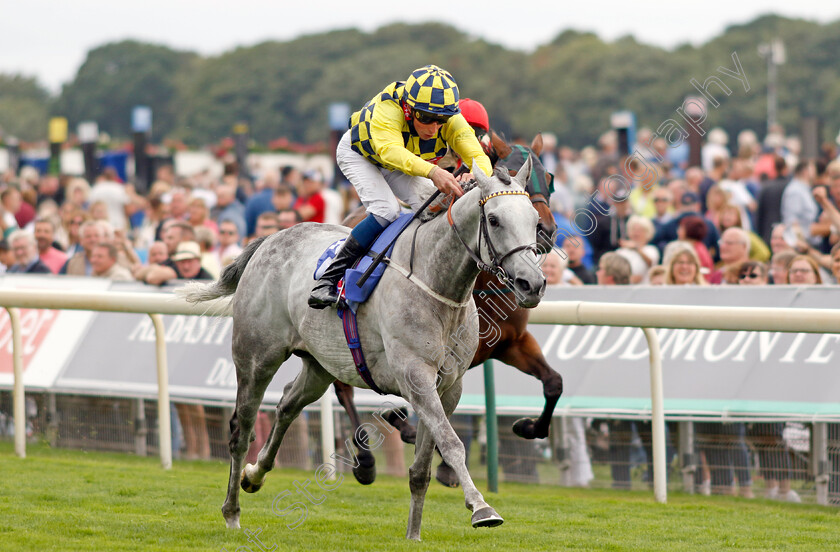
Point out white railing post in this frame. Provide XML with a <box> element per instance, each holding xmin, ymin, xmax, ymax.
<box><xmin>6</xmin><ymin>307</ymin><xmax>25</xmax><ymax>458</ymax></box>
<box><xmin>642</xmin><ymin>327</ymin><xmax>666</xmax><ymax>503</ymax></box>
<box><xmin>319</xmin><ymin>393</ymin><xmax>336</xmax><ymax>480</ymax></box>
<box><xmin>149</xmin><ymin>314</ymin><xmax>172</xmax><ymax>469</ymax></box>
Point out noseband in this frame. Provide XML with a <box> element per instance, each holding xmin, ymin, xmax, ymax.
<box><xmin>447</xmin><ymin>189</ymin><xmax>538</xmax><ymax>284</ymax></box>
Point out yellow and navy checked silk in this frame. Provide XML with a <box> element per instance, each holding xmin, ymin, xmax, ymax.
<box><xmin>348</xmin><ymin>81</ymin><xmax>492</xmax><ymax>178</ymax></box>
<box><xmin>403</xmin><ymin>65</ymin><xmax>459</xmax><ymax>115</ymax></box>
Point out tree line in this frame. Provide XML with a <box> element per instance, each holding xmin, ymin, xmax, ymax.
<box><xmin>2</xmin><ymin>15</ymin><xmax>839</xmax><ymax>149</ymax></box>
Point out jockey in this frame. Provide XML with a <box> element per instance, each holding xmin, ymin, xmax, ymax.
<box><xmin>309</xmin><ymin>64</ymin><xmax>493</xmax><ymax>309</ymax></box>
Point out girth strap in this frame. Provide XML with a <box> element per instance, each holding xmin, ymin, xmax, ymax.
<box><xmin>338</xmin><ymin>304</ymin><xmax>386</xmax><ymax>395</ymax></box>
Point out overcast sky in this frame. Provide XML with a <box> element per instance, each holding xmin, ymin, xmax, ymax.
<box><xmin>2</xmin><ymin>0</ymin><xmax>839</xmax><ymax>93</ymax></box>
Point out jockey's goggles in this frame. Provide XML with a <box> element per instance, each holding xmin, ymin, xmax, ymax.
<box><xmin>413</xmin><ymin>110</ymin><xmax>451</xmax><ymax>125</ymax></box>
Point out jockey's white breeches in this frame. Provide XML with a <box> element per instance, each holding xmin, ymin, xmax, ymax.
<box><xmin>337</xmin><ymin>129</ymin><xmax>437</xmax><ymax>222</ymax></box>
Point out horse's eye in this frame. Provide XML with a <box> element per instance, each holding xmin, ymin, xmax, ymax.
<box><xmin>488</xmin><ymin>215</ymin><xmax>500</xmax><ymax>227</ymax></box>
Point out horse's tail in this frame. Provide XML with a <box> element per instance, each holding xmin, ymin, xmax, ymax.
<box><xmin>179</xmin><ymin>236</ymin><xmax>267</xmax><ymax>304</ymax></box>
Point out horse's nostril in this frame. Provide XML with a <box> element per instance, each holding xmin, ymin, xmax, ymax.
<box><xmin>515</xmin><ymin>278</ymin><xmax>531</xmax><ymax>293</ymax></box>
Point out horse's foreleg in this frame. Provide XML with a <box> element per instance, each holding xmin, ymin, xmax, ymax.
<box><xmin>495</xmin><ymin>331</ymin><xmax>563</xmax><ymax>440</ymax></box>
<box><xmin>333</xmin><ymin>381</ymin><xmax>376</xmax><ymax>485</ymax></box>
<box><xmin>406</xmin><ymin>421</ymin><xmax>434</xmax><ymax>541</ymax></box>
<box><xmin>242</xmin><ymin>358</ymin><xmax>335</xmax><ymax>493</ymax></box>
<box><xmin>405</xmin><ymin>369</ymin><xmax>503</xmax><ymax>532</ymax></box>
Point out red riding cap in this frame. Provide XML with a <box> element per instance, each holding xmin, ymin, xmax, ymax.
<box><xmin>458</xmin><ymin>98</ymin><xmax>490</xmax><ymax>132</ymax></box>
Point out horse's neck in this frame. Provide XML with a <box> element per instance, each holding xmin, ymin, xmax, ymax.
<box><xmin>407</xmin><ymin>189</ymin><xmax>483</xmax><ymax>304</ymax></box>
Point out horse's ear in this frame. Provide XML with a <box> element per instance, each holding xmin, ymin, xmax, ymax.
<box><xmin>530</xmin><ymin>134</ymin><xmax>543</xmax><ymax>156</ymax></box>
<box><xmin>513</xmin><ymin>154</ymin><xmax>532</xmax><ymax>190</ymax></box>
<box><xmin>490</xmin><ymin>130</ymin><xmax>512</xmax><ymax>160</ymax></box>
<box><xmin>471</xmin><ymin>159</ymin><xmax>492</xmax><ymax>190</ymax></box>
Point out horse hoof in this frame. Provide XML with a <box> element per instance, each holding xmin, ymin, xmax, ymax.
<box><xmin>471</xmin><ymin>506</ymin><xmax>504</xmax><ymax>528</ymax></box>
<box><xmin>400</xmin><ymin>426</ymin><xmax>417</xmax><ymax>445</ymax></box>
<box><xmin>435</xmin><ymin>462</ymin><xmax>459</xmax><ymax>488</ymax></box>
<box><xmin>512</xmin><ymin>417</ymin><xmax>543</xmax><ymax>439</ymax></box>
<box><xmin>352</xmin><ymin>457</ymin><xmax>376</xmax><ymax>485</ymax></box>
<box><xmin>240</xmin><ymin>468</ymin><xmax>262</xmax><ymax>494</ymax></box>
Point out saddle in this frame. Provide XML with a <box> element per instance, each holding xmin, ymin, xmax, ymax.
<box><xmin>313</xmin><ymin>213</ymin><xmax>416</xmax><ymax>395</ymax></box>
<box><xmin>314</xmin><ymin>212</ymin><xmax>415</xmax><ymax>311</ymax></box>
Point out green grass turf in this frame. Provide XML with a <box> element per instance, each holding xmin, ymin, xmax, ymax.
<box><xmin>1</xmin><ymin>442</ymin><xmax>838</xmax><ymax>552</ymax></box>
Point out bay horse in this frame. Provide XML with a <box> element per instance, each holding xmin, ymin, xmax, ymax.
<box><xmin>181</xmin><ymin>159</ymin><xmax>545</xmax><ymax>539</ymax></box>
<box><xmin>334</xmin><ymin>132</ymin><xmax>564</xmax><ymax>486</ymax></box>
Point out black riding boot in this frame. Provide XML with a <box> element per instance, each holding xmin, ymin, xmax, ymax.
<box><xmin>308</xmin><ymin>235</ymin><xmax>369</xmax><ymax>309</ymax></box>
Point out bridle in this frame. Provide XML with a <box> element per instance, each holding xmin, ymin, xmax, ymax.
<box><xmin>446</xmin><ymin>188</ymin><xmax>538</xmax><ymax>285</ymax></box>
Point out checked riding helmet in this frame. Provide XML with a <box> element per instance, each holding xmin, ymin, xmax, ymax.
<box><xmin>403</xmin><ymin>65</ymin><xmax>461</xmax><ymax>117</ymax></box>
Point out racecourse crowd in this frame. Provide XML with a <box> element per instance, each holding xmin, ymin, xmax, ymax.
<box><xmin>1</xmin><ymin>122</ymin><xmax>839</xmax><ymax>499</ymax></box>
<box><xmin>2</xmin><ymin>124</ymin><xmax>840</xmax><ymax>289</ymax></box>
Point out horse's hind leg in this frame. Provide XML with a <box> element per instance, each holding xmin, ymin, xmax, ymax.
<box><xmin>333</xmin><ymin>382</ymin><xmax>377</xmax><ymax>485</ymax></box>
<box><xmin>222</xmin><ymin>360</ymin><xmax>277</xmax><ymax>529</ymax></box>
<box><xmin>496</xmin><ymin>331</ymin><xmax>563</xmax><ymax>439</ymax></box>
<box><xmin>406</xmin><ymin>420</ymin><xmax>435</xmax><ymax>540</ymax></box>
<box><xmin>241</xmin><ymin>356</ymin><xmax>335</xmax><ymax>493</ymax></box>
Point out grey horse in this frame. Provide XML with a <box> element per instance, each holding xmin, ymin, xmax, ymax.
<box><xmin>180</xmin><ymin>158</ymin><xmax>545</xmax><ymax>540</ymax></box>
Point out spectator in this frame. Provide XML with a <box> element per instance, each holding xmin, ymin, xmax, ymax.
<box><xmin>271</xmin><ymin>182</ymin><xmax>295</xmax><ymax>213</ymax></box>
<box><xmin>147</xmin><ymin>241</ymin><xmax>169</xmax><ymax>264</ymax></box>
<box><xmin>7</xmin><ymin>230</ymin><xmax>51</xmax><ymax>274</ymax></box>
<box><xmin>187</xmin><ymin>197</ymin><xmax>218</xmax><ymax>236</ymax></box>
<box><xmin>166</xmin><ymin>188</ymin><xmax>191</xmax><ymax>221</ymax></box>
<box><xmin>698</xmin><ymin>156</ymin><xmax>729</xmax><ymax>211</ymax></box>
<box><xmin>769</xmin><ymin>223</ymin><xmax>795</xmax><ymax>256</ymax></box>
<box><xmin>245</xmin><ymin>168</ymin><xmax>285</xmax><ymax>237</ymax></box>
<box><xmin>677</xmin><ymin>215</ymin><xmax>714</xmax><ymax>278</ymax></box>
<box><xmin>215</xmin><ymin>220</ymin><xmax>243</xmax><ymax>269</ymax></box>
<box><xmin>736</xmin><ymin>260</ymin><xmax>768</xmax><ymax>285</ymax></box>
<box><xmin>255</xmin><ymin>212</ymin><xmax>280</xmax><ymax>238</ymax></box>
<box><xmin>171</xmin><ymin>241</ymin><xmax>215</xmax><ymax>282</ymax></box>
<box><xmin>561</xmin><ymin>235</ymin><xmax>596</xmax><ymax>284</ymax></box>
<box><xmin>136</xmin><ymin>220</ymin><xmax>196</xmax><ymax>285</ymax></box>
<box><xmin>652</xmin><ymin>190</ymin><xmax>719</xmax><ymax>258</ymax></box>
<box><xmin>0</xmin><ymin>239</ymin><xmax>13</xmax><ymax>272</ymax></box>
<box><xmin>831</xmin><ymin>242</ymin><xmax>840</xmax><ymax>284</ymax></box>
<box><xmin>780</xmin><ymin>161</ymin><xmax>818</xmax><ymax>245</ymax></box>
<box><xmin>90</xmin><ymin>242</ymin><xmax>134</xmax><ymax>281</ymax></box>
<box><xmin>595</xmin><ymin>251</ymin><xmax>632</xmax><ymax>286</ymax></box>
<box><xmin>89</xmin><ymin>168</ymin><xmax>131</xmax><ymax>230</ymax></box>
<box><xmin>664</xmin><ymin>242</ymin><xmax>707</xmax><ymax>286</ymax></box>
<box><xmin>589</xmin><ymin>188</ymin><xmax>633</xmax><ymax>264</ymax></box>
<box><xmin>194</xmin><ymin>226</ymin><xmax>221</xmax><ymax>279</ymax></box>
<box><xmin>36</xmin><ymin>174</ymin><xmax>64</xmax><ymax>207</ymax></box>
<box><xmin>293</xmin><ymin>169</ymin><xmax>327</xmax><ymax>223</ymax></box>
<box><xmin>755</xmin><ymin>155</ymin><xmax>789</xmax><ymax>244</ymax></box>
<box><xmin>65</xmin><ymin>177</ymin><xmax>91</xmax><ymax>211</ymax></box>
<box><xmin>541</xmin><ymin>249</ymin><xmax>580</xmax><ymax>287</ymax></box>
<box><xmin>704</xmin><ymin>184</ymin><xmax>730</xmax><ymax>230</ymax></box>
<box><xmin>1</xmin><ymin>187</ymin><xmax>22</xmax><ymax>238</ymax></box>
<box><xmin>616</xmin><ymin>215</ymin><xmax>659</xmax><ymax>283</ymax></box>
<box><xmin>131</xmin><ymin>240</ymin><xmax>168</xmax><ymax>280</ymax></box>
<box><xmin>211</xmin><ymin>183</ymin><xmax>246</xmax><ymax>238</ymax></box>
<box><xmin>786</xmin><ymin>255</ymin><xmax>822</xmax><ymax>284</ymax></box>
<box><xmin>61</xmin><ymin>220</ymin><xmax>105</xmax><ymax>276</ymax></box>
<box><xmin>769</xmin><ymin>250</ymin><xmax>796</xmax><ymax>285</ymax></box>
<box><xmin>650</xmin><ymin>186</ymin><xmax>674</xmax><ymax>232</ymax></box>
<box><xmin>710</xmin><ymin>227</ymin><xmax>751</xmax><ymax>284</ymax></box>
<box><xmin>718</xmin><ymin>204</ymin><xmax>771</xmax><ymax>262</ymax></box>
<box><xmin>647</xmin><ymin>265</ymin><xmax>667</xmax><ymax>285</ymax></box>
<box><xmin>701</xmin><ymin>128</ymin><xmax>730</xmax><ymax>173</ymax></box>
<box><xmin>33</xmin><ymin>217</ymin><xmax>67</xmax><ymax>274</ymax></box>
